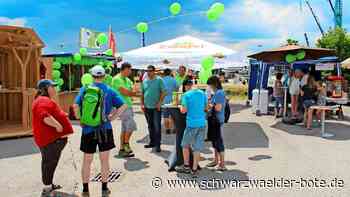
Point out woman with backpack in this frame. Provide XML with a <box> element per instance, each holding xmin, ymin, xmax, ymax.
<box><xmin>206</xmin><ymin>76</ymin><xmax>227</xmax><ymax>171</ymax></box>
<box><xmin>32</xmin><ymin>79</ymin><xmax>74</xmax><ymax>197</ymax></box>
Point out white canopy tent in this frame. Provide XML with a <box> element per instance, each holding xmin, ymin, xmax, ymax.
<box><xmin>121</xmin><ymin>35</ymin><xmax>244</xmax><ymax>70</ymax></box>
<box><xmin>342</xmin><ymin>58</ymin><xmax>350</xmax><ymax>69</ymax></box>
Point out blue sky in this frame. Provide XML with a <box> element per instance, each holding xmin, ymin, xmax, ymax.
<box><xmin>0</xmin><ymin>0</ymin><xmax>349</xmax><ymax>61</ymax></box>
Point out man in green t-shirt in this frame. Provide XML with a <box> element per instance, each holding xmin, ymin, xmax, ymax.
<box><xmin>112</xmin><ymin>62</ymin><xmax>138</xmax><ymax>157</ymax></box>
<box><xmin>141</xmin><ymin>65</ymin><xmax>166</xmax><ymax>152</ymax></box>
<box><xmin>175</xmin><ymin>65</ymin><xmax>187</xmax><ymax>86</ymax></box>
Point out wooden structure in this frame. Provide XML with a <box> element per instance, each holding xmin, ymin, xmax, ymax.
<box><xmin>41</xmin><ymin>54</ymin><xmax>116</xmax><ymax>113</ymax></box>
<box><xmin>0</xmin><ymin>26</ymin><xmax>44</xmax><ymax>138</ymax></box>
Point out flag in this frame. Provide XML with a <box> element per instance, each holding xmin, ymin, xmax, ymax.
<box><xmin>80</xmin><ymin>27</ymin><xmax>104</xmax><ymax>49</ymax></box>
<box><xmin>108</xmin><ymin>26</ymin><xmax>117</xmax><ymax>56</ymax></box>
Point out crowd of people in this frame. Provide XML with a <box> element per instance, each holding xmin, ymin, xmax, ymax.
<box><xmin>31</xmin><ymin>63</ymin><xmax>230</xmax><ymax>196</ymax></box>
<box><xmin>273</xmin><ymin>69</ymin><xmax>331</xmax><ymax>129</ymax></box>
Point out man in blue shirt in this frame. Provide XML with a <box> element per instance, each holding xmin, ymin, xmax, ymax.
<box><xmin>141</xmin><ymin>65</ymin><xmax>166</xmax><ymax>152</ymax></box>
<box><xmin>178</xmin><ymin>79</ymin><xmax>208</xmax><ymax>176</ymax></box>
<box><xmin>162</xmin><ymin>68</ymin><xmax>179</xmax><ymax>134</ymax></box>
<box><xmin>74</xmin><ymin>65</ymin><xmax>127</xmax><ymax>197</ymax></box>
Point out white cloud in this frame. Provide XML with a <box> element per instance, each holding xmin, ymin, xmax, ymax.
<box><xmin>221</xmin><ymin>0</ymin><xmax>327</xmax><ymax>39</ymax></box>
<box><xmin>181</xmin><ymin>24</ymin><xmax>227</xmax><ymax>44</ymax></box>
<box><xmin>0</xmin><ymin>17</ymin><xmax>27</xmax><ymax>27</ymax></box>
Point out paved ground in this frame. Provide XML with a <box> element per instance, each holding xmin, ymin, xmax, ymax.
<box><xmin>0</xmin><ymin>103</ymin><xmax>350</xmax><ymax>197</ymax></box>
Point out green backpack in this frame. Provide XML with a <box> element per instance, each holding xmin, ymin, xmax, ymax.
<box><xmin>80</xmin><ymin>85</ymin><xmax>105</xmax><ymax>127</ymax></box>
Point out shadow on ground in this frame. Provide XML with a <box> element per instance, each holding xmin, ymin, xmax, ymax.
<box><xmin>271</xmin><ymin>121</ymin><xmax>350</xmax><ymax>141</ymax></box>
<box><xmin>248</xmin><ymin>155</ymin><xmax>272</xmax><ymax>161</ymax></box>
<box><xmin>0</xmin><ymin>137</ymin><xmax>39</xmax><ymax>159</ymax></box>
<box><xmin>138</xmin><ymin>122</ymin><xmax>269</xmax><ymax>150</ymax></box>
<box><xmin>123</xmin><ymin>157</ymin><xmax>150</xmax><ymax>172</ymax></box>
<box><xmin>175</xmin><ymin>168</ymin><xmax>249</xmax><ymax>191</ymax></box>
<box><xmin>230</xmin><ymin>103</ymin><xmax>250</xmax><ymax>115</ymax></box>
<box><xmin>40</xmin><ymin>191</ymin><xmax>79</xmax><ymax>197</ymax></box>
<box><xmin>222</xmin><ymin>122</ymin><xmax>269</xmax><ymax>149</ymax></box>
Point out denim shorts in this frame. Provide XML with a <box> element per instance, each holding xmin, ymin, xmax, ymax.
<box><xmin>162</xmin><ymin>108</ymin><xmax>172</xmax><ymax>118</ymax></box>
<box><xmin>181</xmin><ymin>126</ymin><xmax>206</xmax><ymax>152</ymax></box>
<box><xmin>119</xmin><ymin>108</ymin><xmax>137</xmax><ymax>132</ymax></box>
<box><xmin>274</xmin><ymin>96</ymin><xmax>284</xmax><ymax>108</ymax></box>
<box><xmin>303</xmin><ymin>99</ymin><xmax>316</xmax><ymax>109</ymax></box>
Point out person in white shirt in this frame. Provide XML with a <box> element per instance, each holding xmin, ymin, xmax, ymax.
<box><xmin>289</xmin><ymin>69</ymin><xmax>302</xmax><ymax>118</ymax></box>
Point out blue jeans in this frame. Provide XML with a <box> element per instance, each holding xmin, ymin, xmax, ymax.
<box><xmin>144</xmin><ymin>108</ymin><xmax>162</xmax><ymax>147</ymax></box>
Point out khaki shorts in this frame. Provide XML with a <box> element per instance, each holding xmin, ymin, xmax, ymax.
<box><xmin>120</xmin><ymin>107</ymin><xmax>137</xmax><ymax>132</ymax></box>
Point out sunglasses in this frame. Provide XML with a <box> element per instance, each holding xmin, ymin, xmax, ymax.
<box><xmin>147</xmin><ymin>70</ymin><xmax>155</xmax><ymax>72</ymax></box>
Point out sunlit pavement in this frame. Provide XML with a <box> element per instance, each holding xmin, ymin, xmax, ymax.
<box><xmin>0</xmin><ymin>103</ymin><xmax>349</xmax><ymax>197</ymax></box>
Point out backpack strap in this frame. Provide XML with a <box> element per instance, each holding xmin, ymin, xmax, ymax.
<box><xmin>92</xmin><ymin>89</ymin><xmax>102</xmax><ymax>119</ymax></box>
<box><xmin>80</xmin><ymin>88</ymin><xmax>87</xmax><ymax>117</ymax></box>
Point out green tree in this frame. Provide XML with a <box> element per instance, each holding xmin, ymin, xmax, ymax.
<box><xmin>316</xmin><ymin>27</ymin><xmax>350</xmax><ymax>61</ymax></box>
<box><xmin>286</xmin><ymin>38</ymin><xmax>299</xmax><ymax>45</ymax></box>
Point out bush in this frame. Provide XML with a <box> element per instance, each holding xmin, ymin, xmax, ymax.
<box><xmin>223</xmin><ymin>84</ymin><xmax>248</xmax><ymax>101</ymax></box>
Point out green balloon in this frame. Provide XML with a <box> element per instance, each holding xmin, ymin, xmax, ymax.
<box><xmin>97</xmin><ymin>33</ymin><xmax>108</xmax><ymax>45</ymax></box>
<box><xmin>103</xmin><ymin>74</ymin><xmax>113</xmax><ymax>86</ymax></box>
<box><xmin>98</xmin><ymin>61</ymin><xmax>104</xmax><ymax>66</ymax></box>
<box><xmin>55</xmin><ymin>86</ymin><xmax>61</xmax><ymax>92</ymax></box>
<box><xmin>52</xmin><ymin>70</ymin><xmax>61</xmax><ymax>79</ymax></box>
<box><xmin>201</xmin><ymin>56</ymin><xmax>215</xmax><ymax>70</ymax></box>
<box><xmin>169</xmin><ymin>2</ymin><xmax>182</xmax><ymax>15</ymax></box>
<box><xmin>297</xmin><ymin>50</ymin><xmax>306</xmax><ymax>60</ymax></box>
<box><xmin>136</xmin><ymin>22</ymin><xmax>149</xmax><ymax>33</ymax></box>
<box><xmin>211</xmin><ymin>2</ymin><xmax>225</xmax><ymax>14</ymax></box>
<box><xmin>73</xmin><ymin>53</ymin><xmax>82</xmax><ymax>62</ymax></box>
<box><xmin>198</xmin><ymin>69</ymin><xmax>212</xmax><ymax>84</ymax></box>
<box><xmin>57</xmin><ymin>78</ymin><xmax>64</xmax><ymax>86</ymax></box>
<box><xmin>81</xmin><ymin>73</ymin><xmax>93</xmax><ymax>86</ymax></box>
<box><xmin>53</xmin><ymin>62</ymin><xmax>61</xmax><ymax>70</ymax></box>
<box><xmin>105</xmin><ymin>49</ymin><xmax>113</xmax><ymax>56</ymax></box>
<box><xmin>207</xmin><ymin>9</ymin><xmax>220</xmax><ymax>22</ymax></box>
<box><xmin>286</xmin><ymin>54</ymin><xmax>297</xmax><ymax>63</ymax></box>
<box><xmin>80</xmin><ymin>48</ymin><xmax>88</xmax><ymax>55</ymax></box>
<box><xmin>105</xmin><ymin>61</ymin><xmax>113</xmax><ymax>67</ymax></box>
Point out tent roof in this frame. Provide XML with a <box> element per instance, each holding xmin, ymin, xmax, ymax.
<box><xmin>0</xmin><ymin>26</ymin><xmax>44</xmax><ymax>49</ymax></box>
<box><xmin>342</xmin><ymin>58</ymin><xmax>350</xmax><ymax>69</ymax></box>
<box><xmin>42</xmin><ymin>53</ymin><xmax>116</xmax><ymax>61</ymax></box>
<box><xmin>122</xmin><ymin>35</ymin><xmax>236</xmax><ymax>64</ymax></box>
<box><xmin>247</xmin><ymin>45</ymin><xmax>335</xmax><ymax>63</ymax></box>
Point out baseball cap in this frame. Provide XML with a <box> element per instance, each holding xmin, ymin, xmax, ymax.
<box><xmin>90</xmin><ymin>65</ymin><xmax>106</xmax><ymax>77</ymax></box>
<box><xmin>37</xmin><ymin>79</ymin><xmax>57</xmax><ymax>89</ymax></box>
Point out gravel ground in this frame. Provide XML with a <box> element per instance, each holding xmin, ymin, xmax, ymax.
<box><xmin>0</xmin><ymin>103</ymin><xmax>349</xmax><ymax>197</ymax></box>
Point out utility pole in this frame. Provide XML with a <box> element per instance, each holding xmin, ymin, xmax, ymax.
<box><xmin>141</xmin><ymin>33</ymin><xmax>146</xmax><ymax>47</ymax></box>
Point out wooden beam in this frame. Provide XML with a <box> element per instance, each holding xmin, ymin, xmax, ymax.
<box><xmin>23</xmin><ymin>46</ymin><xmax>33</xmax><ymax>70</ymax></box>
<box><xmin>0</xmin><ymin>45</ymin><xmax>42</xmax><ymax>50</ymax></box>
<box><xmin>11</xmin><ymin>47</ymin><xmax>24</xmax><ymax>67</ymax></box>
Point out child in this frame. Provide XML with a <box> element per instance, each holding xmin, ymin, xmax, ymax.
<box><xmin>177</xmin><ymin>79</ymin><xmax>208</xmax><ymax>177</ymax></box>
<box><xmin>273</xmin><ymin>73</ymin><xmax>284</xmax><ymax>118</ymax></box>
